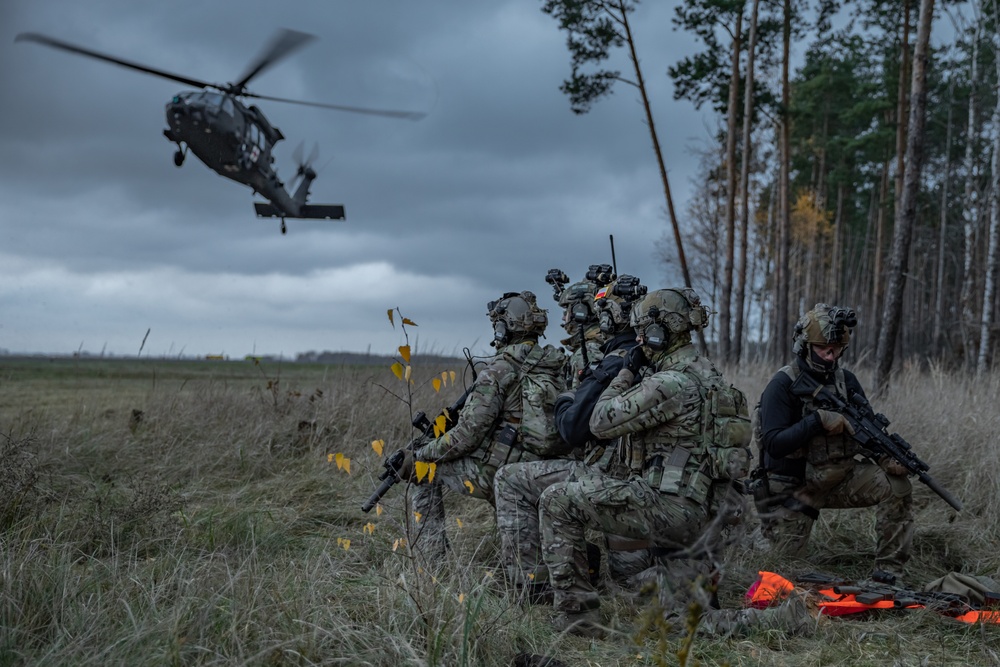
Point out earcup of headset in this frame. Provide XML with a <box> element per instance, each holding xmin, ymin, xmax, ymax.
<box><xmin>644</xmin><ymin>323</ymin><xmax>667</xmax><ymax>351</ymax></box>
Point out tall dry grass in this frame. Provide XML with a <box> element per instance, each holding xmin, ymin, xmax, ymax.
<box><xmin>1</xmin><ymin>357</ymin><xmax>998</xmax><ymax>666</ymax></box>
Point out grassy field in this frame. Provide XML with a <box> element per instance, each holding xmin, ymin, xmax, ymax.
<box><xmin>0</xmin><ymin>355</ymin><xmax>997</xmax><ymax>666</ymax></box>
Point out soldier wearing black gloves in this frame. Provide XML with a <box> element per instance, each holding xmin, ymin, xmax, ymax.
<box><xmin>493</xmin><ymin>276</ymin><xmax>651</xmax><ymax>598</ymax></box>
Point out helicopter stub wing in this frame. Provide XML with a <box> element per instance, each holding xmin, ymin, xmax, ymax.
<box><xmin>254</xmin><ymin>202</ymin><xmax>346</xmax><ymax>220</ymax></box>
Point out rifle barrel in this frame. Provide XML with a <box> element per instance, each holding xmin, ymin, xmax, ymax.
<box><xmin>361</xmin><ymin>475</ymin><xmax>397</xmax><ymax>513</ymax></box>
<box><xmin>920</xmin><ymin>471</ymin><xmax>964</xmax><ymax>511</ymax></box>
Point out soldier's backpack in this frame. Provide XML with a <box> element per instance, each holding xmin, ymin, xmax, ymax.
<box><xmin>699</xmin><ymin>381</ymin><xmax>753</xmax><ymax>482</ymax></box>
<box><xmin>516</xmin><ymin>346</ymin><xmax>571</xmax><ymax>457</ymax></box>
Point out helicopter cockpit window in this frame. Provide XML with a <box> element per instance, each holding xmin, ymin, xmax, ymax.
<box><xmin>203</xmin><ymin>92</ymin><xmax>222</xmax><ymax>108</ymax></box>
<box><xmin>221</xmin><ymin>97</ymin><xmax>235</xmax><ymax>116</ymax></box>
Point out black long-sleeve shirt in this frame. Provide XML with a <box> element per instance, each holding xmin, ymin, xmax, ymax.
<box><xmin>758</xmin><ymin>357</ymin><xmax>865</xmax><ymax>477</ymax></box>
<box><xmin>553</xmin><ymin>332</ymin><xmax>636</xmax><ymax>447</ymax></box>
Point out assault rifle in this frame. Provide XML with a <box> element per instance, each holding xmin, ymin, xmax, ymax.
<box><xmin>361</xmin><ymin>386</ymin><xmax>473</xmax><ymax>513</ymax></box>
<box><xmin>790</xmin><ymin>371</ymin><xmax>963</xmax><ymax>511</ymax></box>
<box><xmin>831</xmin><ymin>585</ymin><xmax>970</xmax><ymax>612</ymax></box>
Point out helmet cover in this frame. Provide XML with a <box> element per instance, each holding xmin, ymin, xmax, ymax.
<box><xmin>488</xmin><ymin>290</ymin><xmax>548</xmax><ymax>345</ymax></box>
<box><xmin>792</xmin><ymin>303</ymin><xmax>857</xmax><ymax>356</ymax></box>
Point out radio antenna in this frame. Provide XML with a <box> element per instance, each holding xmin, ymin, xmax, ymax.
<box><xmin>609</xmin><ymin>235</ymin><xmax>618</xmax><ymax>277</ymax></box>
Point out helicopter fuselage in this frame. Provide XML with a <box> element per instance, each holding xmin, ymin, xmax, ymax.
<box><xmin>163</xmin><ymin>90</ymin><xmax>303</xmax><ymax>213</ymax></box>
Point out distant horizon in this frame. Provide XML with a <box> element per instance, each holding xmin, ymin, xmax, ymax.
<box><xmin>0</xmin><ymin>348</ymin><xmax>467</xmax><ymax>363</ymax></box>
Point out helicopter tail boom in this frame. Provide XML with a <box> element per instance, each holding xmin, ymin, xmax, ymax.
<box><xmin>254</xmin><ymin>202</ymin><xmax>346</xmax><ymax>220</ymax></box>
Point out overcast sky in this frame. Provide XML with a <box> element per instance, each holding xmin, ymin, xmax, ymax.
<box><xmin>1</xmin><ymin>0</ymin><xmax>725</xmax><ymax>359</ymax></box>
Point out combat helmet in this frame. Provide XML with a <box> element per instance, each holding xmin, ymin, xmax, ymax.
<box><xmin>792</xmin><ymin>303</ymin><xmax>857</xmax><ymax>357</ymax></box>
<box><xmin>595</xmin><ymin>274</ymin><xmax>647</xmax><ymax>335</ymax></box>
<box><xmin>629</xmin><ymin>287</ymin><xmax>709</xmax><ymax>351</ymax></box>
<box><xmin>488</xmin><ymin>290</ymin><xmax>548</xmax><ymax>346</ymax></box>
<box><xmin>558</xmin><ymin>280</ymin><xmax>601</xmax><ymax>333</ymax></box>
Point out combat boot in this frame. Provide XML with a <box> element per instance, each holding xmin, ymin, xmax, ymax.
<box><xmin>551</xmin><ymin>605</ymin><xmax>607</xmax><ymax>639</ymax></box>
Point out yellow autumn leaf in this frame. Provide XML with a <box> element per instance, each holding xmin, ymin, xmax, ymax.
<box><xmin>399</xmin><ymin>345</ymin><xmax>411</xmax><ymax>363</ymax></box>
<box><xmin>414</xmin><ymin>511</ymin><xmax>423</xmax><ymax>523</ymax></box>
<box><xmin>441</xmin><ymin>371</ymin><xmax>449</xmax><ymax>387</ymax></box>
<box><xmin>327</xmin><ymin>453</ymin><xmax>334</xmax><ymax>463</ymax></box>
<box><xmin>459</xmin><ymin>593</ymin><xmax>466</xmax><ymax>604</ymax></box>
<box><xmin>449</xmin><ymin>370</ymin><xmax>456</xmax><ymax>384</ymax></box>
<box><xmin>387</xmin><ymin>309</ymin><xmax>395</xmax><ymax>326</ymax></box>
<box><xmin>427</xmin><ymin>462</ymin><xmax>436</xmax><ymax>482</ymax></box>
<box><xmin>341</xmin><ymin>539</ymin><xmax>351</xmax><ymax>551</ymax></box>
<box><xmin>363</xmin><ymin>523</ymin><xmax>375</xmax><ymax>535</ymax></box>
<box><xmin>433</xmin><ymin>414</ymin><xmax>446</xmax><ymax>438</ymax></box>
<box><xmin>415</xmin><ymin>461</ymin><xmax>431</xmax><ymax>482</ymax></box>
<box><xmin>432</xmin><ymin>378</ymin><xmax>441</xmax><ymax>392</ymax></box>
<box><xmin>371</xmin><ymin>439</ymin><xmax>384</xmax><ymax>457</ymax></box>
<box><xmin>390</xmin><ymin>362</ymin><xmax>404</xmax><ymax>380</ymax></box>
<box><xmin>404</xmin><ymin>365</ymin><xmax>412</xmax><ymax>381</ymax></box>
<box><xmin>392</xmin><ymin>538</ymin><xmax>401</xmax><ymax>552</ymax></box>
<box><xmin>455</xmin><ymin>518</ymin><xmax>464</xmax><ymax>529</ymax></box>
<box><xmin>464</xmin><ymin>480</ymin><xmax>475</xmax><ymax>495</ymax></box>
<box><xmin>402</xmin><ymin>317</ymin><xmax>418</xmax><ymax>326</ymax></box>
<box><xmin>376</xmin><ymin>504</ymin><xmax>383</xmax><ymax>516</ymax></box>
<box><xmin>343</xmin><ymin>458</ymin><xmax>351</xmax><ymax>474</ymax></box>
<box><xmin>335</xmin><ymin>452</ymin><xmax>345</xmax><ymax>469</ymax></box>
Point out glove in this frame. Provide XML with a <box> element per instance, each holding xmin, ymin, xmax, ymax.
<box><xmin>881</xmin><ymin>458</ymin><xmax>909</xmax><ymax>476</ymax></box>
<box><xmin>624</xmin><ymin>345</ymin><xmax>648</xmax><ymax>375</ymax></box>
<box><xmin>815</xmin><ymin>409</ymin><xmax>855</xmax><ymax>436</ymax></box>
<box><xmin>392</xmin><ymin>449</ymin><xmax>416</xmax><ymax>480</ymax></box>
<box><xmin>591</xmin><ymin>356</ymin><xmax>624</xmax><ymax>385</ymax></box>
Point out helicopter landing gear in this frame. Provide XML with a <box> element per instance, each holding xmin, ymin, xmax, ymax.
<box><xmin>173</xmin><ymin>146</ymin><xmax>186</xmax><ymax>167</ymax></box>
<box><xmin>280</xmin><ymin>219</ymin><xmax>287</xmax><ymax>235</ymax></box>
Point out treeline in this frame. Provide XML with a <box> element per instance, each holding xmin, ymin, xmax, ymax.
<box><xmin>542</xmin><ymin>0</ymin><xmax>1000</xmax><ymax>386</ymax></box>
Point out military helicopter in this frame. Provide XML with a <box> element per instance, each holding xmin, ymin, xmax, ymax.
<box><xmin>15</xmin><ymin>29</ymin><xmax>424</xmax><ymax>234</ymax></box>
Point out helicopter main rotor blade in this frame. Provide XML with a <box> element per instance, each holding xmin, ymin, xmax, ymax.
<box><xmin>233</xmin><ymin>29</ymin><xmax>315</xmax><ymax>92</ymax></box>
<box><xmin>15</xmin><ymin>32</ymin><xmax>218</xmax><ymax>91</ymax></box>
<box><xmin>245</xmin><ymin>91</ymin><xmax>426</xmax><ymax>120</ymax></box>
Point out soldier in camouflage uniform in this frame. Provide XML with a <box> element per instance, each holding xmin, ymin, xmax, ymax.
<box><xmin>494</xmin><ymin>276</ymin><xmax>651</xmax><ymax>601</ymax></box>
<box><xmin>547</xmin><ymin>264</ymin><xmax>615</xmax><ymax>389</ymax></box>
<box><xmin>754</xmin><ymin>304</ymin><xmax>913</xmax><ymax>580</ymax></box>
<box><xmin>539</xmin><ymin>288</ymin><xmax>777</xmax><ymax>637</ymax></box>
<box><xmin>396</xmin><ymin>291</ymin><xmax>568</xmax><ymax>562</ymax></box>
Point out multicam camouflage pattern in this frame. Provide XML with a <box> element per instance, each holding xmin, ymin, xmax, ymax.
<box><xmin>562</xmin><ymin>328</ymin><xmax>605</xmax><ymax>389</ymax></box>
<box><xmin>540</xmin><ymin>470</ymin><xmax>709</xmax><ymax>612</ymax></box>
<box><xmin>495</xmin><ymin>458</ymin><xmax>584</xmax><ymax>585</ymax></box>
<box><xmin>590</xmin><ymin>345</ymin><xmax>733</xmax><ymax>494</ymax></box>
<box><xmin>411</xmin><ymin>341</ymin><xmax>567</xmax><ymax>560</ymax></box>
<box><xmin>538</xmin><ymin>343</ymin><xmax>746</xmax><ymax>612</ymax></box>
<box><xmin>757</xmin><ymin>460</ymin><xmax>913</xmax><ymax>572</ymax></box>
<box><xmin>791</xmin><ymin>302</ymin><xmax>856</xmax><ymax>356</ymax></box>
<box><xmin>634</xmin><ymin>560</ymin><xmax>815</xmax><ymax>637</ymax></box>
<box><xmin>494</xmin><ymin>458</ymin><xmax>651</xmax><ymax>587</ymax></box>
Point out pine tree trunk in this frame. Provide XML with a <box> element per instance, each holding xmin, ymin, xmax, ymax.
<box><xmin>721</xmin><ymin>6</ymin><xmax>744</xmax><ymax>363</ymax></box>
<box><xmin>774</xmin><ymin>0</ymin><xmax>792</xmax><ymax>363</ymax></box>
<box><xmin>933</xmin><ymin>81</ymin><xmax>954</xmax><ymax>356</ymax></box>
<box><xmin>874</xmin><ymin>0</ymin><xmax>935</xmax><ymax>394</ymax></box>
<box><xmin>960</xmin><ymin>17</ymin><xmax>983</xmax><ymax>370</ymax></box>
<box><xmin>977</xmin><ymin>31</ymin><xmax>1000</xmax><ymax>375</ymax></box>
<box><xmin>734</xmin><ymin>0</ymin><xmax>760</xmax><ymax>365</ymax></box>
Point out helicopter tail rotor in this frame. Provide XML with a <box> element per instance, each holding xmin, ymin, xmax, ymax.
<box><xmin>288</xmin><ymin>141</ymin><xmax>321</xmax><ymax>205</ymax></box>
<box><xmin>289</xmin><ymin>141</ymin><xmax>320</xmax><ymax>191</ymax></box>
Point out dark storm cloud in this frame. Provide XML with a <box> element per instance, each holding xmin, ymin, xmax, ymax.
<box><xmin>0</xmin><ymin>0</ymin><xmax>707</xmax><ymax>358</ymax></box>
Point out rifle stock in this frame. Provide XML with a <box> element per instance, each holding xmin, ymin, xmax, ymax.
<box><xmin>361</xmin><ymin>386</ymin><xmax>473</xmax><ymax>513</ymax></box>
<box><xmin>791</xmin><ymin>371</ymin><xmax>963</xmax><ymax>511</ymax></box>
